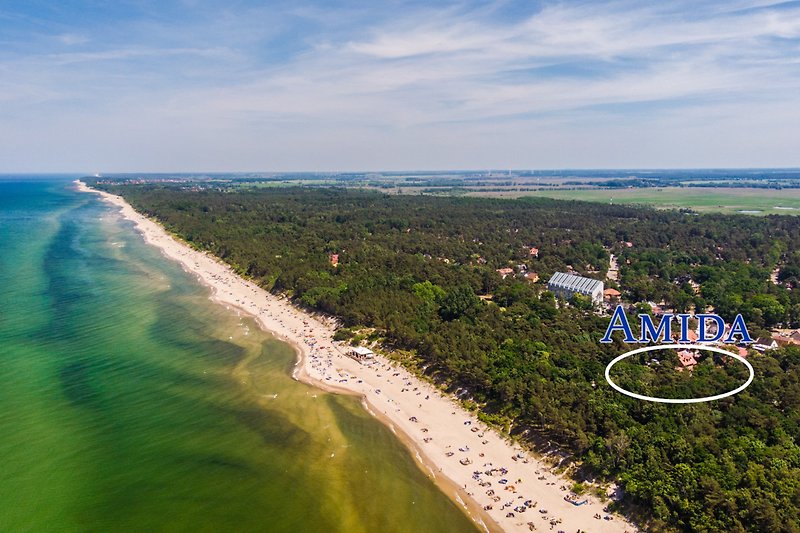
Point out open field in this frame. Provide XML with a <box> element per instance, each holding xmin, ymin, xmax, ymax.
<box><xmin>95</xmin><ymin>173</ymin><xmax>800</xmax><ymax>216</ymax></box>
<box><xmin>467</xmin><ymin>187</ymin><xmax>800</xmax><ymax>215</ymax></box>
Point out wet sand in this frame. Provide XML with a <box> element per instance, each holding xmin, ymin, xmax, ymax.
<box><xmin>78</xmin><ymin>180</ymin><xmax>636</xmax><ymax>533</ymax></box>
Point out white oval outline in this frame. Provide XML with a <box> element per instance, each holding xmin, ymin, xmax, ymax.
<box><xmin>604</xmin><ymin>343</ymin><xmax>754</xmax><ymax>404</ymax></box>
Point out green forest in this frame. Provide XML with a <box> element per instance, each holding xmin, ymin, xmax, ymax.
<box><xmin>92</xmin><ymin>182</ymin><xmax>800</xmax><ymax>532</ymax></box>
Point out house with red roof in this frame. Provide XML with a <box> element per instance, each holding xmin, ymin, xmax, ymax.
<box><xmin>673</xmin><ymin>328</ymin><xmax>699</xmax><ymax>343</ymax></box>
<box><xmin>676</xmin><ymin>349</ymin><xmax>698</xmax><ymax>372</ymax></box>
<box><xmin>524</xmin><ymin>272</ymin><xmax>539</xmax><ymax>283</ymax></box>
<box><xmin>738</xmin><ymin>347</ymin><xmax>749</xmax><ymax>358</ymax></box>
<box><xmin>603</xmin><ymin>288</ymin><xmax>621</xmax><ymax>301</ymax></box>
<box><xmin>496</xmin><ymin>268</ymin><xmax>514</xmax><ymax>279</ymax></box>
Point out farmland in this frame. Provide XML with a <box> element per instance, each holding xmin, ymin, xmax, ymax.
<box><xmin>472</xmin><ymin>186</ymin><xmax>800</xmax><ymax>215</ymax></box>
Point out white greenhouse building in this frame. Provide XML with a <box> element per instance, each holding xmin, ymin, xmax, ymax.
<box><xmin>547</xmin><ymin>272</ymin><xmax>604</xmax><ymax>306</ymax></box>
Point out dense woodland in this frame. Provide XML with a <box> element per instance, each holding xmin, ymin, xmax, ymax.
<box><xmin>93</xmin><ymin>182</ymin><xmax>800</xmax><ymax>532</ymax></box>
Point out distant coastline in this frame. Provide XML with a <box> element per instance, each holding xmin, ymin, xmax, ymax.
<box><xmin>77</xmin><ymin>180</ymin><xmax>635</xmax><ymax>533</ymax></box>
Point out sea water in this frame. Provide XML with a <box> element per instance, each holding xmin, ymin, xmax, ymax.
<box><xmin>0</xmin><ymin>177</ymin><xmax>476</xmax><ymax>533</ymax></box>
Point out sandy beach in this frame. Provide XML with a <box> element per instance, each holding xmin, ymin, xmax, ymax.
<box><xmin>78</xmin><ymin>180</ymin><xmax>636</xmax><ymax>533</ymax></box>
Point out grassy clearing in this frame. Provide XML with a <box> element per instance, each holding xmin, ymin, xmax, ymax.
<box><xmin>474</xmin><ymin>187</ymin><xmax>800</xmax><ymax>215</ymax></box>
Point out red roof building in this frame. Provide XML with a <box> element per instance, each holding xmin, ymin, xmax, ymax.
<box><xmin>676</xmin><ymin>349</ymin><xmax>698</xmax><ymax>371</ymax></box>
<box><xmin>603</xmin><ymin>288</ymin><xmax>621</xmax><ymax>299</ymax></box>
<box><xmin>496</xmin><ymin>268</ymin><xmax>514</xmax><ymax>279</ymax></box>
<box><xmin>329</xmin><ymin>253</ymin><xmax>339</xmax><ymax>267</ymax></box>
<box><xmin>529</xmin><ymin>247</ymin><xmax>539</xmax><ymax>257</ymax></box>
<box><xmin>771</xmin><ymin>331</ymin><xmax>800</xmax><ymax>346</ymax></box>
<box><xmin>675</xmin><ymin>328</ymin><xmax>699</xmax><ymax>343</ymax></box>
<box><xmin>738</xmin><ymin>347</ymin><xmax>749</xmax><ymax>358</ymax></box>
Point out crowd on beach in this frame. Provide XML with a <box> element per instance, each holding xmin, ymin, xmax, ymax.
<box><xmin>211</xmin><ymin>281</ymin><xmax>632</xmax><ymax>532</ymax></box>
<box><xmin>81</xmin><ymin>181</ymin><xmax>636</xmax><ymax>533</ymax></box>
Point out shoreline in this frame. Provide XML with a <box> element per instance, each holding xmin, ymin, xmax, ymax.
<box><xmin>77</xmin><ymin>180</ymin><xmax>636</xmax><ymax>533</ymax></box>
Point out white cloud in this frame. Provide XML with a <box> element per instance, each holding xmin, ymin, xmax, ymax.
<box><xmin>1</xmin><ymin>0</ymin><xmax>799</xmax><ymax>171</ymax></box>
<box><xmin>56</xmin><ymin>33</ymin><xmax>89</xmax><ymax>46</ymax></box>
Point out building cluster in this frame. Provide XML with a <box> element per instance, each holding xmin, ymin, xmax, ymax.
<box><xmin>496</xmin><ymin>266</ymin><xmax>540</xmax><ymax>282</ymax></box>
<box><xmin>636</xmin><ymin>308</ymin><xmax>800</xmax><ymax>372</ymax></box>
<box><xmin>532</xmin><ymin>253</ymin><xmax>800</xmax><ymax>373</ymax></box>
<box><xmin>758</xmin><ymin>330</ymin><xmax>800</xmax><ymax>351</ymax></box>
<box><xmin>642</xmin><ymin>303</ymin><xmax>800</xmax><ymax>355</ymax></box>
<box><xmin>494</xmin><ymin>244</ymin><xmax>540</xmax><ymax>282</ymax></box>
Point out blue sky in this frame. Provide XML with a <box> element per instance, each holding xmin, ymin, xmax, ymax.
<box><xmin>1</xmin><ymin>0</ymin><xmax>799</xmax><ymax>171</ymax></box>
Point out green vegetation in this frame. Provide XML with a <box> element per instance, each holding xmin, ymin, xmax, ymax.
<box><xmin>510</xmin><ymin>187</ymin><xmax>800</xmax><ymax>215</ymax></box>
<box><xmin>94</xmin><ymin>182</ymin><xmax>800</xmax><ymax>532</ymax></box>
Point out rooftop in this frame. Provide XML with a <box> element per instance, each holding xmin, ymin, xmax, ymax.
<box><xmin>548</xmin><ymin>272</ymin><xmax>603</xmax><ymax>293</ymax></box>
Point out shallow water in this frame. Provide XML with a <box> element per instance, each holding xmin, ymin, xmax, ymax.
<box><xmin>0</xmin><ymin>178</ymin><xmax>476</xmax><ymax>532</ymax></box>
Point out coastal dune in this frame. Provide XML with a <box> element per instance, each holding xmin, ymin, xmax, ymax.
<box><xmin>78</xmin><ymin>180</ymin><xmax>635</xmax><ymax>533</ymax></box>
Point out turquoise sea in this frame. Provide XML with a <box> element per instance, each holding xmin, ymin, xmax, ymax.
<box><xmin>0</xmin><ymin>177</ymin><xmax>476</xmax><ymax>532</ymax></box>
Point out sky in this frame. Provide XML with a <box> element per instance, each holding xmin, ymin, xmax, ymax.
<box><xmin>1</xmin><ymin>0</ymin><xmax>799</xmax><ymax>172</ymax></box>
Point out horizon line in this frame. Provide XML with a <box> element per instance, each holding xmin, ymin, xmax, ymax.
<box><xmin>4</xmin><ymin>166</ymin><xmax>800</xmax><ymax>176</ymax></box>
